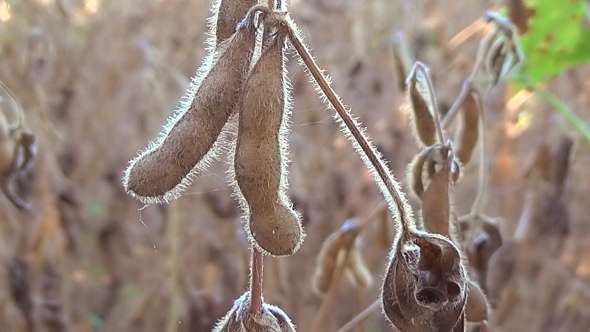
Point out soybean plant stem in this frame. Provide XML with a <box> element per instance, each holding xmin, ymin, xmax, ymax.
<box><xmin>280</xmin><ymin>15</ymin><xmax>414</xmax><ymax>236</ymax></box>
<box><xmin>249</xmin><ymin>247</ymin><xmax>264</xmax><ymax>315</ymax></box>
<box><xmin>441</xmin><ymin>19</ymin><xmax>496</xmax><ymax>128</ymax></box>
<box><xmin>338</xmin><ymin>299</ymin><xmax>380</xmax><ymax>332</ymax></box>
<box><xmin>469</xmin><ymin>87</ymin><xmax>490</xmax><ymax>220</ymax></box>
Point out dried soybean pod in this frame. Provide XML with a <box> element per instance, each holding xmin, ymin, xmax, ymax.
<box><xmin>124</xmin><ymin>9</ymin><xmax>260</xmax><ymax>204</ymax></box>
<box><xmin>421</xmin><ymin>159</ymin><xmax>451</xmax><ymax>237</ymax></box>
<box><xmin>381</xmin><ymin>232</ymin><xmax>467</xmax><ymax>331</ymax></box>
<box><xmin>233</xmin><ymin>34</ymin><xmax>303</xmax><ymax>256</ymax></box>
<box><xmin>408</xmin><ymin>146</ymin><xmax>433</xmax><ymax>199</ymax></box>
<box><xmin>484</xmin><ymin>35</ymin><xmax>508</xmax><ymax>87</ymax></box>
<box><xmin>344</xmin><ymin>245</ymin><xmax>373</xmax><ymax>289</ymax></box>
<box><xmin>550</xmin><ymin>135</ymin><xmax>574</xmax><ymax>194</ymax></box>
<box><xmin>465</xmin><ymin>280</ymin><xmax>489</xmax><ymax>322</ymax></box>
<box><xmin>213</xmin><ymin>293</ymin><xmax>243</xmax><ymax>332</ymax></box>
<box><xmin>454</xmin><ymin>89</ymin><xmax>480</xmax><ymax>165</ymax></box>
<box><xmin>0</xmin><ymin>112</ymin><xmax>14</xmax><ymax>175</ymax></box>
<box><xmin>0</xmin><ymin>118</ymin><xmax>30</xmax><ymax>210</ymax></box>
<box><xmin>213</xmin><ymin>292</ymin><xmax>292</xmax><ymax>332</ymax></box>
<box><xmin>406</xmin><ymin>65</ymin><xmax>437</xmax><ymax>147</ymax></box>
<box><xmin>448</xmin><ymin>312</ymin><xmax>465</xmax><ymax>332</ymax></box>
<box><xmin>267</xmin><ymin>305</ymin><xmax>297</xmax><ymax>332</ymax></box>
<box><xmin>391</xmin><ymin>32</ymin><xmax>414</xmax><ymax>91</ymax></box>
<box><xmin>521</xmin><ymin>142</ymin><xmax>551</xmax><ymax>181</ymax></box>
<box><xmin>312</xmin><ymin>222</ymin><xmax>358</xmax><ymax>295</ymax></box>
<box><xmin>466</xmin><ymin>218</ymin><xmax>502</xmax><ymax>288</ymax></box>
<box><xmin>214</xmin><ymin>0</ymin><xmax>258</xmax><ymax>46</ymax></box>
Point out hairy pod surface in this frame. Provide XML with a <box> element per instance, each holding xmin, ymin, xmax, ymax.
<box><xmin>124</xmin><ymin>12</ymin><xmax>259</xmax><ymax>203</ymax></box>
<box><xmin>381</xmin><ymin>232</ymin><xmax>467</xmax><ymax>331</ymax></box>
<box><xmin>447</xmin><ymin>312</ymin><xmax>465</xmax><ymax>332</ymax></box>
<box><xmin>312</xmin><ymin>221</ymin><xmax>358</xmax><ymax>295</ymax></box>
<box><xmin>214</xmin><ymin>0</ymin><xmax>258</xmax><ymax>45</ymax></box>
<box><xmin>409</xmin><ymin>146</ymin><xmax>433</xmax><ymax>199</ymax></box>
<box><xmin>407</xmin><ymin>66</ymin><xmax>437</xmax><ymax>147</ymax></box>
<box><xmin>410</xmin><ymin>144</ymin><xmax>459</xmax><ymax>201</ymax></box>
<box><xmin>421</xmin><ymin>159</ymin><xmax>452</xmax><ymax>237</ymax></box>
<box><xmin>213</xmin><ymin>292</ymin><xmax>296</xmax><ymax>332</ymax></box>
<box><xmin>267</xmin><ymin>305</ymin><xmax>297</xmax><ymax>332</ymax></box>
<box><xmin>233</xmin><ymin>34</ymin><xmax>303</xmax><ymax>257</ymax></box>
<box><xmin>465</xmin><ymin>280</ymin><xmax>489</xmax><ymax>322</ymax></box>
<box><xmin>454</xmin><ymin>90</ymin><xmax>480</xmax><ymax>165</ymax></box>
<box><xmin>391</xmin><ymin>32</ymin><xmax>414</xmax><ymax>91</ymax></box>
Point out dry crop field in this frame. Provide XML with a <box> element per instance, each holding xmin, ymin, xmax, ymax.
<box><xmin>0</xmin><ymin>0</ymin><xmax>589</xmax><ymax>331</ymax></box>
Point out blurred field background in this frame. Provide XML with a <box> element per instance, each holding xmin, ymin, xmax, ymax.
<box><xmin>0</xmin><ymin>0</ymin><xmax>589</xmax><ymax>331</ymax></box>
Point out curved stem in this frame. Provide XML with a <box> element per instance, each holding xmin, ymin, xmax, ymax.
<box><xmin>442</xmin><ymin>24</ymin><xmax>499</xmax><ymax>128</ymax></box>
<box><xmin>278</xmin><ymin>14</ymin><xmax>415</xmax><ymax>237</ymax></box>
<box><xmin>469</xmin><ymin>89</ymin><xmax>489</xmax><ymax>218</ymax></box>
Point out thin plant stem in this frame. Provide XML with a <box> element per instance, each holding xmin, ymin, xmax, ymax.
<box><xmin>469</xmin><ymin>87</ymin><xmax>490</xmax><ymax>219</ymax></box>
<box><xmin>441</xmin><ymin>20</ymin><xmax>499</xmax><ymax>128</ymax></box>
<box><xmin>165</xmin><ymin>200</ymin><xmax>183</xmax><ymax>332</ymax></box>
<box><xmin>338</xmin><ymin>299</ymin><xmax>380</xmax><ymax>332</ymax></box>
<box><xmin>276</xmin><ymin>15</ymin><xmax>414</xmax><ymax>238</ymax></box>
<box><xmin>358</xmin><ymin>200</ymin><xmax>387</xmax><ymax>233</ymax></box>
<box><xmin>446</xmin><ymin>18</ymin><xmax>485</xmax><ymax>50</ymax></box>
<box><xmin>442</xmin><ymin>68</ymin><xmax>481</xmax><ymax>128</ymax></box>
<box><xmin>249</xmin><ymin>247</ymin><xmax>264</xmax><ymax>314</ymax></box>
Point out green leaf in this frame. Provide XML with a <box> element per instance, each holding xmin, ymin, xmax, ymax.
<box><xmin>517</xmin><ymin>0</ymin><xmax>590</xmax><ymax>83</ymax></box>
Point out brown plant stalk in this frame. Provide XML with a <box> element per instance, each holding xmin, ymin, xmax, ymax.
<box><xmin>249</xmin><ymin>246</ymin><xmax>264</xmax><ymax>315</ymax></box>
<box><xmin>268</xmin><ymin>13</ymin><xmax>415</xmax><ymax>236</ymax></box>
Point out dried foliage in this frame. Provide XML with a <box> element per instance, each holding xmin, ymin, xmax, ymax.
<box><xmin>0</xmin><ymin>0</ymin><xmax>588</xmax><ymax>331</ymax></box>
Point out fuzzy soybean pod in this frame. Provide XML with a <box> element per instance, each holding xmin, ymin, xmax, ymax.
<box><xmin>124</xmin><ymin>10</ymin><xmax>260</xmax><ymax>203</ymax></box>
<box><xmin>214</xmin><ymin>0</ymin><xmax>258</xmax><ymax>45</ymax></box>
<box><xmin>406</xmin><ymin>64</ymin><xmax>437</xmax><ymax>148</ymax></box>
<box><xmin>213</xmin><ymin>292</ymin><xmax>296</xmax><ymax>332</ymax></box>
<box><xmin>454</xmin><ymin>89</ymin><xmax>480</xmax><ymax>165</ymax></box>
<box><xmin>311</xmin><ymin>221</ymin><xmax>358</xmax><ymax>295</ymax></box>
<box><xmin>381</xmin><ymin>232</ymin><xmax>467</xmax><ymax>332</ymax></box>
<box><xmin>233</xmin><ymin>34</ymin><xmax>304</xmax><ymax>257</ymax></box>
